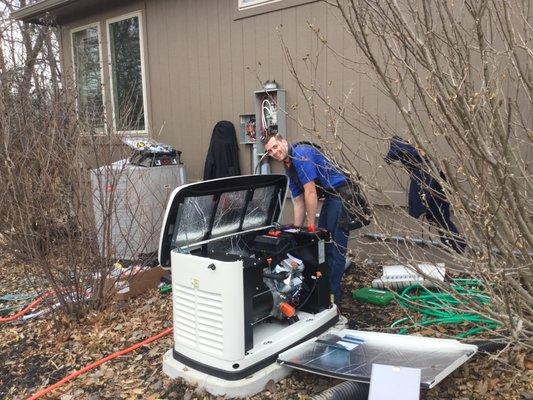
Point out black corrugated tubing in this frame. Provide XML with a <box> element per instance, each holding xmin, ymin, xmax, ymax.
<box><xmin>311</xmin><ymin>381</ymin><xmax>369</xmax><ymax>400</ymax></box>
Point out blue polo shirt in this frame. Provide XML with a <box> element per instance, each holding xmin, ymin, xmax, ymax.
<box><xmin>287</xmin><ymin>144</ymin><xmax>347</xmax><ymax>198</ymax></box>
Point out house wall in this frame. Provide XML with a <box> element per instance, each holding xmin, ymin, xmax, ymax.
<box><xmin>60</xmin><ymin>0</ymin><xmax>406</xmax><ymax>203</ymax></box>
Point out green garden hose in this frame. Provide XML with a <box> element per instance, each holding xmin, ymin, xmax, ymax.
<box><xmin>392</xmin><ymin>280</ymin><xmax>500</xmax><ymax>339</ymax></box>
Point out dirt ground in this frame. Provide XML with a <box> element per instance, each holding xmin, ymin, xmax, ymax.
<box><xmin>0</xmin><ymin>247</ymin><xmax>532</xmax><ymax>400</ymax></box>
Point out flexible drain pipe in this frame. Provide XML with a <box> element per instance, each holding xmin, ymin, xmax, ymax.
<box><xmin>363</xmin><ymin>232</ymin><xmax>443</xmax><ymax>247</ymax></box>
<box><xmin>364</xmin><ymin>232</ymin><xmax>533</xmax><ymax>257</ymax></box>
<box><xmin>311</xmin><ymin>381</ymin><xmax>369</xmax><ymax>400</ymax></box>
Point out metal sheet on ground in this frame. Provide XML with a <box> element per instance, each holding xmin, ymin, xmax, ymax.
<box><xmin>277</xmin><ymin>329</ymin><xmax>477</xmax><ymax>389</ymax></box>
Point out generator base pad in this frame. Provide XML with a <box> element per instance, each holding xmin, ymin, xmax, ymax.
<box><xmin>163</xmin><ymin>349</ymin><xmax>291</xmax><ymax>398</ymax></box>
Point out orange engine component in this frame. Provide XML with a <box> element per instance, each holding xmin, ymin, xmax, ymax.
<box><xmin>279</xmin><ymin>301</ymin><xmax>296</xmax><ymax>318</ymax></box>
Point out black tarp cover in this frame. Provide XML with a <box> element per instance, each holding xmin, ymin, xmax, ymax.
<box><xmin>203</xmin><ymin>120</ymin><xmax>241</xmax><ymax>180</ymax></box>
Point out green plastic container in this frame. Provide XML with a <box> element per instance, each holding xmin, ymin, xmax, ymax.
<box><xmin>352</xmin><ymin>287</ymin><xmax>394</xmax><ymax>306</ymax></box>
<box><xmin>159</xmin><ymin>283</ymin><xmax>172</xmax><ymax>295</ymax></box>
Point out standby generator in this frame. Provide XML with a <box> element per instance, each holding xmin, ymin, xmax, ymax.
<box><xmin>158</xmin><ymin>174</ymin><xmax>340</xmax><ymax>397</ymax></box>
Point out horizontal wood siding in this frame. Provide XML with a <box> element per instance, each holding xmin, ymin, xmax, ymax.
<box><xmin>142</xmin><ymin>0</ymin><xmax>405</xmax><ymax>186</ymax></box>
<box><xmin>60</xmin><ymin>0</ymin><xmax>405</xmax><ymax>201</ymax></box>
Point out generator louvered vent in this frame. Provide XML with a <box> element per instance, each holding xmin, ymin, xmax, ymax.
<box><xmin>173</xmin><ymin>283</ymin><xmax>224</xmax><ymax>354</ymax></box>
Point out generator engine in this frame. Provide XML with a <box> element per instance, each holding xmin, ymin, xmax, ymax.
<box><xmin>263</xmin><ymin>255</ymin><xmax>305</xmax><ymax>320</ymax></box>
<box><xmin>249</xmin><ymin>231</ymin><xmax>316</xmax><ymax>323</ymax></box>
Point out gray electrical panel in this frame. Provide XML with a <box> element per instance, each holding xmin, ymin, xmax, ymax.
<box><xmin>253</xmin><ymin>88</ymin><xmax>286</xmax><ymax>174</ymax></box>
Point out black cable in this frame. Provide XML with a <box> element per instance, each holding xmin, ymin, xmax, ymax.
<box><xmin>262</xmin><ymin>272</ymin><xmax>289</xmax><ymax>281</ymax></box>
<box><xmin>296</xmin><ymin>276</ymin><xmax>319</xmax><ymax>311</ymax></box>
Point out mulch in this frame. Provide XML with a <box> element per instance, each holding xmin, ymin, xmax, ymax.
<box><xmin>0</xmin><ymin>254</ymin><xmax>531</xmax><ymax>400</ymax></box>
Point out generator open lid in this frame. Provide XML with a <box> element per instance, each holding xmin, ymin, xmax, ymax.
<box><xmin>278</xmin><ymin>329</ymin><xmax>478</xmax><ymax>389</ymax></box>
<box><xmin>159</xmin><ymin>174</ymin><xmax>287</xmax><ymax>267</ymax></box>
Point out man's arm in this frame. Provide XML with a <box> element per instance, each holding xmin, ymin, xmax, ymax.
<box><xmin>303</xmin><ymin>181</ymin><xmax>318</xmax><ymax>228</ymax></box>
<box><xmin>292</xmin><ymin>194</ymin><xmax>305</xmax><ymax>227</ymax></box>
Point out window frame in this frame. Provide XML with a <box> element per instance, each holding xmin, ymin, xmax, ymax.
<box><xmin>237</xmin><ymin>0</ymin><xmax>281</xmax><ymax>10</ymax></box>
<box><xmin>70</xmin><ymin>22</ymin><xmax>107</xmax><ymax>133</ymax></box>
<box><xmin>106</xmin><ymin>10</ymin><xmax>149</xmax><ymax>135</ymax></box>
<box><xmin>233</xmin><ymin>0</ymin><xmax>318</xmax><ymax>20</ymax></box>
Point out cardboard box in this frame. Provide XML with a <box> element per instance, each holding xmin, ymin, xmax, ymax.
<box><xmin>106</xmin><ymin>266</ymin><xmax>167</xmax><ymax>300</ymax></box>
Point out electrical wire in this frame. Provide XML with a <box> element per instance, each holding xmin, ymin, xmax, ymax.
<box><xmin>254</xmin><ymin>152</ymin><xmax>269</xmax><ymax>174</ymax></box>
<box><xmin>0</xmin><ymin>304</ymin><xmax>24</xmax><ymax>316</ymax></box>
<box><xmin>261</xmin><ymin>98</ymin><xmax>275</xmax><ymax>131</ymax></box>
<box><xmin>391</xmin><ymin>281</ymin><xmax>500</xmax><ymax>339</ymax></box>
<box><xmin>296</xmin><ymin>275</ymin><xmax>320</xmax><ymax>311</ymax></box>
<box><xmin>27</xmin><ymin>327</ymin><xmax>174</xmax><ymax>400</ymax></box>
<box><xmin>0</xmin><ymin>293</ymin><xmax>37</xmax><ymax>302</ymax></box>
<box><xmin>0</xmin><ymin>292</ymin><xmax>51</xmax><ymax>323</ymax></box>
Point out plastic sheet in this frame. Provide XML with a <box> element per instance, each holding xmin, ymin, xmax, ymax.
<box><xmin>173</xmin><ymin>195</ymin><xmax>215</xmax><ymax>248</ymax></box>
<box><xmin>243</xmin><ymin>186</ymin><xmax>276</xmax><ymax>230</ymax></box>
<box><xmin>169</xmin><ymin>182</ymin><xmax>282</xmax><ymax>251</ymax></box>
<box><xmin>205</xmin><ymin>235</ymin><xmax>255</xmax><ymax>257</ymax></box>
<box><xmin>278</xmin><ymin>329</ymin><xmax>477</xmax><ymax>389</ymax></box>
<box><xmin>212</xmin><ymin>190</ymin><xmax>248</xmax><ymax>236</ymax></box>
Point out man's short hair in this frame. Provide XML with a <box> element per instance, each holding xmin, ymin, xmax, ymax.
<box><xmin>262</xmin><ymin>132</ymin><xmax>284</xmax><ymax>145</ymax></box>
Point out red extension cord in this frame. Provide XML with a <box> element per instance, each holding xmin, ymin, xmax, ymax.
<box><xmin>27</xmin><ymin>326</ymin><xmax>174</xmax><ymax>400</ymax></box>
<box><xmin>0</xmin><ymin>293</ymin><xmax>51</xmax><ymax>323</ymax></box>
<box><xmin>2</xmin><ymin>292</ymin><xmax>173</xmax><ymax>399</ymax></box>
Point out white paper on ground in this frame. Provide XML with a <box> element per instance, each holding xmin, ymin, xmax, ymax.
<box><xmin>368</xmin><ymin>363</ymin><xmax>421</xmax><ymax>400</ymax></box>
<box><xmin>115</xmin><ymin>280</ymin><xmax>130</xmax><ymax>294</ymax></box>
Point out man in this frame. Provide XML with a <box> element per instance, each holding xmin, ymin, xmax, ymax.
<box><xmin>263</xmin><ymin>133</ymin><xmax>349</xmax><ymax>304</ymax></box>
<box><xmin>385</xmin><ymin>136</ymin><xmax>465</xmax><ymax>253</ymax></box>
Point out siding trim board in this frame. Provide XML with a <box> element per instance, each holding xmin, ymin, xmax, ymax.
<box><xmin>11</xmin><ymin>0</ymin><xmax>76</xmax><ymax>23</ymax></box>
<box><xmin>11</xmin><ymin>0</ymin><xmax>136</xmax><ymax>25</ymax></box>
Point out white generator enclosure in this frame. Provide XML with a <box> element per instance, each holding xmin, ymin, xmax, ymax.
<box><xmin>91</xmin><ymin>161</ymin><xmax>187</xmax><ymax>260</ymax></box>
<box><xmin>159</xmin><ymin>175</ymin><xmax>340</xmax><ymax>397</ymax></box>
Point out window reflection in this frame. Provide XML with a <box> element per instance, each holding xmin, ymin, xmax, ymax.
<box><xmin>72</xmin><ymin>27</ymin><xmax>104</xmax><ymax>130</ymax></box>
<box><xmin>109</xmin><ymin>16</ymin><xmax>145</xmax><ymax>131</ymax></box>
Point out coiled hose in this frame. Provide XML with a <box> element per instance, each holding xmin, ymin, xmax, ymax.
<box><xmin>392</xmin><ymin>280</ymin><xmax>500</xmax><ymax>338</ymax></box>
<box><xmin>311</xmin><ymin>381</ymin><xmax>369</xmax><ymax>400</ymax></box>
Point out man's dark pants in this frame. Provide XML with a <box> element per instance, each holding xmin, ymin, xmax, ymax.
<box><xmin>318</xmin><ymin>195</ymin><xmax>349</xmax><ymax>303</ymax></box>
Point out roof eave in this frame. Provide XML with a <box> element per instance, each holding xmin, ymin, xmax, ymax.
<box><xmin>10</xmin><ymin>0</ymin><xmax>78</xmax><ymax>25</ymax></box>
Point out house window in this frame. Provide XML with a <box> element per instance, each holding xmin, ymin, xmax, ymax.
<box><xmin>238</xmin><ymin>0</ymin><xmax>281</xmax><ymax>10</ymax></box>
<box><xmin>71</xmin><ymin>25</ymin><xmax>104</xmax><ymax>130</ymax></box>
<box><xmin>107</xmin><ymin>13</ymin><xmax>147</xmax><ymax>133</ymax></box>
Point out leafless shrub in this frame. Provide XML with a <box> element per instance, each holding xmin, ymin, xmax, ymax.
<box><xmin>278</xmin><ymin>0</ymin><xmax>531</xmax><ymax>344</ymax></box>
<box><xmin>0</xmin><ymin>87</ymin><xmax>170</xmax><ymax>319</ymax></box>
<box><xmin>0</xmin><ymin>3</ymin><xmax>169</xmax><ymax>319</ymax></box>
